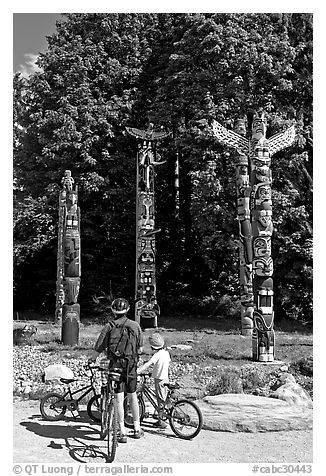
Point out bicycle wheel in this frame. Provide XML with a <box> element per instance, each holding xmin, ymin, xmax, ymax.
<box><xmin>101</xmin><ymin>388</ymin><xmax>109</xmax><ymax>439</ymax></box>
<box><xmin>107</xmin><ymin>401</ymin><xmax>118</xmax><ymax>463</ymax></box>
<box><xmin>87</xmin><ymin>394</ymin><xmax>101</xmax><ymax>423</ymax></box>
<box><xmin>40</xmin><ymin>393</ymin><xmax>67</xmax><ymax>421</ymax></box>
<box><xmin>123</xmin><ymin>394</ymin><xmax>145</xmax><ymax>428</ymax></box>
<box><xmin>169</xmin><ymin>399</ymin><xmax>203</xmax><ymax>439</ymax></box>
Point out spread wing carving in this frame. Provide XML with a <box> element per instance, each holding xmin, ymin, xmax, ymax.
<box><xmin>267</xmin><ymin>125</ymin><xmax>296</xmax><ymax>156</ymax></box>
<box><xmin>126</xmin><ymin>127</ymin><xmax>169</xmax><ymax>141</ymax></box>
<box><xmin>212</xmin><ymin>120</ymin><xmax>249</xmax><ymax>154</ymax></box>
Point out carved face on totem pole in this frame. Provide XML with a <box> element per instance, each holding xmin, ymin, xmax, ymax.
<box><xmin>62</xmin><ymin>170</ymin><xmax>74</xmax><ymax>191</ymax></box>
<box><xmin>256</xmin><ymin>183</ymin><xmax>272</xmax><ymax>204</ymax></box>
<box><xmin>253</xmin><ymin>256</ymin><xmax>274</xmax><ymax>276</ymax></box>
<box><xmin>252</xmin><ymin>156</ymin><xmax>272</xmax><ymax>183</ymax></box>
<box><xmin>257</xmin><ymin>208</ymin><xmax>273</xmax><ymax>231</ymax></box>
<box><xmin>253</xmin><ymin>236</ymin><xmax>271</xmax><ymax>257</ymax></box>
<box><xmin>251</xmin><ymin>114</ymin><xmax>267</xmax><ymax>144</ymax></box>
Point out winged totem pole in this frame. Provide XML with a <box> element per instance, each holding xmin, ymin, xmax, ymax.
<box><xmin>212</xmin><ymin>112</ymin><xmax>295</xmax><ymax>361</ymax></box>
<box><xmin>126</xmin><ymin>124</ymin><xmax>169</xmax><ymax>328</ymax></box>
<box><xmin>56</xmin><ymin>170</ymin><xmax>81</xmax><ymax>345</ymax></box>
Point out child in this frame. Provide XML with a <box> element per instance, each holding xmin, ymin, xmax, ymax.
<box><xmin>137</xmin><ymin>333</ymin><xmax>171</xmax><ymax>429</ymax></box>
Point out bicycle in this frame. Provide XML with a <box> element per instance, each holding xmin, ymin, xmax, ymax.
<box><xmin>39</xmin><ymin>364</ymin><xmax>101</xmax><ymax>422</ymax></box>
<box><xmin>124</xmin><ymin>373</ymin><xmax>203</xmax><ymax>439</ymax></box>
<box><xmin>98</xmin><ymin>366</ymin><xmax>122</xmax><ymax>463</ymax></box>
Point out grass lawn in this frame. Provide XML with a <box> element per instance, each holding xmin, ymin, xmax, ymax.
<box><xmin>14</xmin><ymin>313</ymin><xmax>312</xmax><ymax>368</ymax></box>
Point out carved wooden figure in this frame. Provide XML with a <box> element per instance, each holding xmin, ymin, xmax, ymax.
<box><xmin>234</xmin><ymin>119</ymin><xmax>254</xmax><ymax>336</ymax></box>
<box><xmin>57</xmin><ymin>170</ymin><xmax>81</xmax><ymax>345</ymax></box>
<box><xmin>126</xmin><ymin>125</ymin><xmax>168</xmax><ymax>327</ymax></box>
<box><xmin>55</xmin><ymin>187</ymin><xmax>66</xmax><ymax>322</ymax></box>
<box><xmin>212</xmin><ymin>112</ymin><xmax>295</xmax><ymax>361</ymax></box>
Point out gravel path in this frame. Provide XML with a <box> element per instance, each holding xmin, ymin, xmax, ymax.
<box><xmin>13</xmin><ymin>399</ymin><xmax>312</xmax><ymax>464</ymax></box>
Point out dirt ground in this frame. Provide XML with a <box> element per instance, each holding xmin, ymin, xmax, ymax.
<box><xmin>13</xmin><ymin>398</ymin><xmax>312</xmax><ymax>464</ymax></box>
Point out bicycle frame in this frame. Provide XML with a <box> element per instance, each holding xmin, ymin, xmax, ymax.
<box><xmin>126</xmin><ymin>374</ymin><xmax>203</xmax><ymax>440</ymax></box>
<box><xmin>52</xmin><ymin>366</ymin><xmax>99</xmax><ymax>413</ymax></box>
<box><xmin>137</xmin><ymin>375</ymin><xmax>174</xmax><ymax>417</ymax></box>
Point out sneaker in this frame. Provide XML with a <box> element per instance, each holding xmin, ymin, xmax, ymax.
<box><xmin>154</xmin><ymin>420</ymin><xmax>167</xmax><ymax>429</ymax></box>
<box><xmin>133</xmin><ymin>429</ymin><xmax>144</xmax><ymax>439</ymax></box>
<box><xmin>117</xmin><ymin>433</ymin><xmax>127</xmax><ymax>443</ymax></box>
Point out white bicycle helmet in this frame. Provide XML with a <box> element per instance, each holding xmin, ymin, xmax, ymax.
<box><xmin>149</xmin><ymin>333</ymin><xmax>164</xmax><ymax>349</ymax></box>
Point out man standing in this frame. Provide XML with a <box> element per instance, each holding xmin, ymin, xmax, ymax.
<box><xmin>88</xmin><ymin>298</ymin><xmax>144</xmax><ymax>441</ymax></box>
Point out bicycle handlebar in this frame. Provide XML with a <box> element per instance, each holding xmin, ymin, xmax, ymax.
<box><xmin>84</xmin><ymin>363</ymin><xmax>103</xmax><ymax>372</ymax></box>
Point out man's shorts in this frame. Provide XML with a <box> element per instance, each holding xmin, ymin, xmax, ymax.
<box><xmin>112</xmin><ymin>359</ymin><xmax>137</xmax><ymax>394</ymax></box>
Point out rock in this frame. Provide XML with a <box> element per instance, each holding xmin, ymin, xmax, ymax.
<box><xmin>13</xmin><ymin>325</ymin><xmax>37</xmax><ymax>345</ymax></box>
<box><xmin>280</xmin><ymin>365</ymin><xmax>289</xmax><ymax>372</ymax></box>
<box><xmin>195</xmin><ymin>393</ymin><xmax>313</xmax><ymax>432</ymax></box>
<box><xmin>170</xmin><ymin>344</ymin><xmax>193</xmax><ymax>350</ymax></box>
<box><xmin>43</xmin><ymin>364</ymin><xmax>75</xmax><ymax>381</ymax></box>
<box><xmin>271</xmin><ymin>373</ymin><xmax>313</xmax><ymax>408</ymax></box>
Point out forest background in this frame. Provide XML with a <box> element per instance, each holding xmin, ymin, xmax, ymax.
<box><xmin>13</xmin><ymin>13</ymin><xmax>313</xmax><ymax>324</ymax></box>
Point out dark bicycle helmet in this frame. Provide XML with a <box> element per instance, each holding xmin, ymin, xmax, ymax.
<box><xmin>111</xmin><ymin>298</ymin><xmax>130</xmax><ymax>315</ymax></box>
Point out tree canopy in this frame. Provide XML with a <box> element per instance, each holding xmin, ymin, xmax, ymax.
<box><xmin>13</xmin><ymin>13</ymin><xmax>312</xmax><ymax>322</ymax></box>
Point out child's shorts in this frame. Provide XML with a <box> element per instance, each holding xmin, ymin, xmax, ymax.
<box><xmin>154</xmin><ymin>378</ymin><xmax>169</xmax><ymax>405</ymax></box>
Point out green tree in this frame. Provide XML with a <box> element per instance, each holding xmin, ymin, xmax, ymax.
<box><xmin>13</xmin><ymin>13</ymin><xmax>312</xmax><ymax>322</ymax></box>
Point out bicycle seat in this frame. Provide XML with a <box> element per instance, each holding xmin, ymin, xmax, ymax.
<box><xmin>60</xmin><ymin>378</ymin><xmax>75</xmax><ymax>384</ymax></box>
<box><xmin>163</xmin><ymin>382</ymin><xmax>180</xmax><ymax>390</ymax></box>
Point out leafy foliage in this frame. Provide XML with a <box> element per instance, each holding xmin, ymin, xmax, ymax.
<box><xmin>13</xmin><ymin>13</ymin><xmax>312</xmax><ymax>322</ymax></box>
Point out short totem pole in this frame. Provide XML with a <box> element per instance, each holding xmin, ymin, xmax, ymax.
<box><xmin>126</xmin><ymin>124</ymin><xmax>168</xmax><ymax>328</ymax></box>
<box><xmin>212</xmin><ymin>112</ymin><xmax>295</xmax><ymax>361</ymax></box>
<box><xmin>56</xmin><ymin>170</ymin><xmax>81</xmax><ymax>345</ymax></box>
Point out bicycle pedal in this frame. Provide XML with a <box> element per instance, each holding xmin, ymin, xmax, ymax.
<box><xmin>68</xmin><ymin>401</ymin><xmax>79</xmax><ymax>411</ymax></box>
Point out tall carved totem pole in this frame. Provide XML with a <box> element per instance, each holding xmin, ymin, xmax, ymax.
<box><xmin>126</xmin><ymin>125</ymin><xmax>168</xmax><ymax>328</ymax></box>
<box><xmin>56</xmin><ymin>170</ymin><xmax>81</xmax><ymax>345</ymax></box>
<box><xmin>212</xmin><ymin>112</ymin><xmax>295</xmax><ymax>361</ymax></box>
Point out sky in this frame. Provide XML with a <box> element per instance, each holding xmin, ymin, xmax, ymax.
<box><xmin>13</xmin><ymin>13</ymin><xmax>63</xmax><ymax>76</ymax></box>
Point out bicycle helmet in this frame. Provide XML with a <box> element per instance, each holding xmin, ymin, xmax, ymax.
<box><xmin>149</xmin><ymin>333</ymin><xmax>164</xmax><ymax>349</ymax></box>
<box><xmin>111</xmin><ymin>298</ymin><xmax>130</xmax><ymax>315</ymax></box>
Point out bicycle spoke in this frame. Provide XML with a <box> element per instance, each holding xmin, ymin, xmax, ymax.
<box><xmin>40</xmin><ymin>393</ymin><xmax>66</xmax><ymax>421</ymax></box>
<box><xmin>107</xmin><ymin>401</ymin><xmax>118</xmax><ymax>463</ymax></box>
<box><xmin>70</xmin><ymin>445</ymin><xmax>108</xmax><ymax>463</ymax></box>
<box><xmin>170</xmin><ymin>400</ymin><xmax>203</xmax><ymax>439</ymax></box>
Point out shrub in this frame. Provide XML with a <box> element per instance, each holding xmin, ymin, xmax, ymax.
<box><xmin>241</xmin><ymin>367</ymin><xmax>271</xmax><ymax>392</ymax></box>
<box><xmin>290</xmin><ymin>356</ymin><xmax>313</xmax><ymax>376</ymax></box>
<box><xmin>206</xmin><ymin>367</ymin><xmax>243</xmax><ymax>395</ymax></box>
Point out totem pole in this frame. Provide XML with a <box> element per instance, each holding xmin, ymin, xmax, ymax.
<box><xmin>212</xmin><ymin>112</ymin><xmax>295</xmax><ymax>361</ymax></box>
<box><xmin>56</xmin><ymin>170</ymin><xmax>81</xmax><ymax>345</ymax></box>
<box><xmin>126</xmin><ymin>124</ymin><xmax>168</xmax><ymax>328</ymax></box>
<box><xmin>55</xmin><ymin>184</ymin><xmax>65</xmax><ymax>323</ymax></box>
<box><xmin>234</xmin><ymin>119</ymin><xmax>254</xmax><ymax>336</ymax></box>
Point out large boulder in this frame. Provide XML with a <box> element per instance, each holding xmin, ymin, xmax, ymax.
<box><xmin>195</xmin><ymin>393</ymin><xmax>313</xmax><ymax>432</ymax></box>
<box><xmin>270</xmin><ymin>373</ymin><xmax>313</xmax><ymax>408</ymax></box>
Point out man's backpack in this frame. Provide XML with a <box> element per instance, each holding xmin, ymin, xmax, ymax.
<box><xmin>107</xmin><ymin>318</ymin><xmax>137</xmax><ymax>362</ymax></box>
